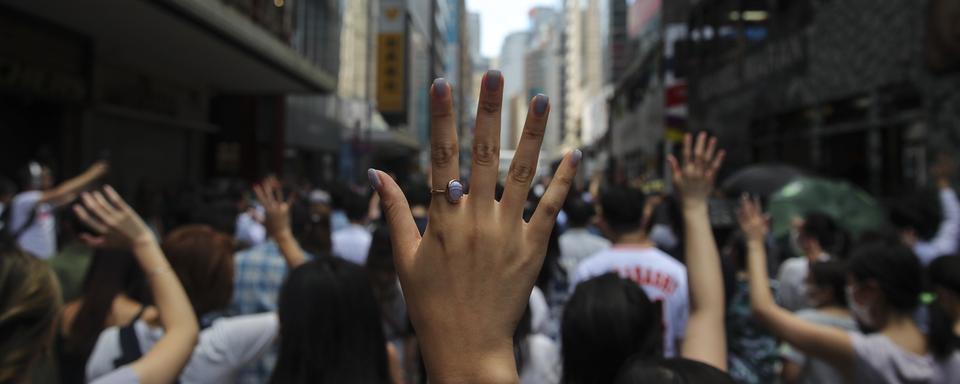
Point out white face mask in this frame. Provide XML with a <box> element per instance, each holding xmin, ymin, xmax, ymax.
<box><xmin>846</xmin><ymin>286</ymin><xmax>876</xmax><ymax>327</ymax></box>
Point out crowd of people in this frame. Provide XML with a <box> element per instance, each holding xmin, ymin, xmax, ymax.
<box><xmin>0</xmin><ymin>72</ymin><xmax>959</xmax><ymax>384</ymax></box>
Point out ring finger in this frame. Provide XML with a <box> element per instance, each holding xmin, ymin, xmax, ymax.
<box><xmin>428</xmin><ymin>78</ymin><xmax>460</xmax><ymax>207</ymax></box>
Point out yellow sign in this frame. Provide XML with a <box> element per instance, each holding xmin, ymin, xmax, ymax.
<box><xmin>377</xmin><ymin>33</ymin><xmax>405</xmax><ymax>113</ymax></box>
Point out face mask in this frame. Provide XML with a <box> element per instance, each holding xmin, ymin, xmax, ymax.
<box><xmin>846</xmin><ymin>286</ymin><xmax>876</xmax><ymax>327</ymax></box>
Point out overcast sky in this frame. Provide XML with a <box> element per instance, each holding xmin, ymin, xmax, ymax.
<box><xmin>466</xmin><ymin>0</ymin><xmax>561</xmax><ymax>58</ymax></box>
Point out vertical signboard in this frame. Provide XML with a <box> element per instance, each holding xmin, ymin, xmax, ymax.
<box><xmin>378</xmin><ymin>0</ymin><xmax>406</xmax><ymax>114</ymax></box>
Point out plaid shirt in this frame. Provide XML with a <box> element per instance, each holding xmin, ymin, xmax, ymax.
<box><xmin>230</xmin><ymin>241</ymin><xmax>311</xmax><ymax>384</ymax></box>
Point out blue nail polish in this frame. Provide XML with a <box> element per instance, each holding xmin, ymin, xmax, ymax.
<box><xmin>486</xmin><ymin>70</ymin><xmax>501</xmax><ymax>91</ymax></box>
<box><xmin>368</xmin><ymin>169</ymin><xmax>382</xmax><ymax>190</ymax></box>
<box><xmin>571</xmin><ymin>149</ymin><xmax>583</xmax><ymax>166</ymax></box>
<box><xmin>534</xmin><ymin>94</ymin><xmax>549</xmax><ymax>116</ymax></box>
<box><xmin>433</xmin><ymin>78</ymin><xmax>448</xmax><ymax>97</ymax></box>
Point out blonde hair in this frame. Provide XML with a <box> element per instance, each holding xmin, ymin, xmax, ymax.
<box><xmin>0</xmin><ymin>246</ymin><xmax>62</xmax><ymax>383</ymax></box>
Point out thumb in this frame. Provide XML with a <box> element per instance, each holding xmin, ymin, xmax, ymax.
<box><xmin>369</xmin><ymin>169</ymin><xmax>420</xmax><ymax>263</ymax></box>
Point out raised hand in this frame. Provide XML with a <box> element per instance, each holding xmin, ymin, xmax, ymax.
<box><xmin>668</xmin><ymin>132</ymin><xmax>726</xmax><ymax>204</ymax></box>
<box><xmin>370</xmin><ymin>73</ymin><xmax>579</xmax><ymax>382</ymax></box>
<box><xmin>737</xmin><ymin>195</ymin><xmax>768</xmax><ymax>242</ymax></box>
<box><xmin>73</xmin><ymin>186</ymin><xmax>154</xmax><ymax>250</ymax></box>
<box><xmin>253</xmin><ymin>182</ymin><xmax>293</xmax><ymax>238</ymax></box>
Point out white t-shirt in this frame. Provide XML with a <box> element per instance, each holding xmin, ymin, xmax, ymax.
<box><xmin>86</xmin><ymin>313</ymin><xmax>278</xmax><ymax>384</ymax></box>
<box><xmin>10</xmin><ymin>191</ymin><xmax>56</xmax><ymax>259</ymax></box>
<box><xmin>558</xmin><ymin>228</ymin><xmax>611</xmax><ymax>276</ymax></box>
<box><xmin>332</xmin><ymin>224</ymin><xmax>373</xmax><ymax>265</ymax></box>
<box><xmin>571</xmin><ymin>246</ymin><xmax>689</xmax><ymax>357</ymax></box>
<box><xmin>520</xmin><ymin>334</ymin><xmax>561</xmax><ymax>384</ymax></box>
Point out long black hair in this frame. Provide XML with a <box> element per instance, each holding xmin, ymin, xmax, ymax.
<box><xmin>561</xmin><ymin>273</ymin><xmax>663</xmax><ymax>384</ymax></box>
<box><xmin>928</xmin><ymin>255</ymin><xmax>960</xmax><ymax>359</ymax></box>
<box><xmin>613</xmin><ymin>356</ymin><xmax>736</xmax><ymax>384</ymax></box>
<box><xmin>270</xmin><ymin>256</ymin><xmax>390</xmax><ymax>384</ymax></box>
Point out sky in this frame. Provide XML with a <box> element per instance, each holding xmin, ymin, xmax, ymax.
<box><xmin>466</xmin><ymin>0</ymin><xmax>561</xmax><ymax>59</ymax></box>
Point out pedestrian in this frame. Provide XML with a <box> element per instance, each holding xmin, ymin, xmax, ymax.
<box><xmin>558</xmin><ymin>197</ymin><xmax>610</xmax><ymax>278</ymax></box>
<box><xmin>570</xmin><ymin>185</ymin><xmax>689</xmax><ymax>357</ymax></box>
<box><xmin>777</xmin><ymin>211</ymin><xmax>849</xmax><ymax>311</ymax></box>
<box><xmin>739</xmin><ymin>197</ymin><xmax>960</xmax><ymax>384</ymax></box>
<box><xmin>331</xmin><ymin>191</ymin><xmax>373</xmax><ymax>265</ymax></box>
<box><xmin>6</xmin><ymin>161</ymin><xmax>107</xmax><ymax>259</ymax></box>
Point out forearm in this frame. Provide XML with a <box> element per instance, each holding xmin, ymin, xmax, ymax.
<box><xmin>46</xmin><ymin>168</ymin><xmax>104</xmax><ymax>206</ymax></box>
<box><xmin>133</xmin><ymin>238</ymin><xmax>198</xmax><ymax>340</ymax></box>
<box><xmin>682</xmin><ymin>201</ymin><xmax>725</xmax><ymax>315</ymax></box>
<box><xmin>417</xmin><ymin>334</ymin><xmax>518</xmax><ymax>384</ymax></box>
<box><xmin>274</xmin><ymin>230</ymin><xmax>306</xmax><ymax>268</ymax></box>
<box><xmin>746</xmin><ymin>239</ymin><xmax>778</xmax><ymax>319</ymax></box>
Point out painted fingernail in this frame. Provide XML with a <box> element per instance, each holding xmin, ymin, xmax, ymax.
<box><xmin>368</xmin><ymin>169</ymin><xmax>382</xmax><ymax>190</ymax></box>
<box><xmin>486</xmin><ymin>70</ymin><xmax>501</xmax><ymax>91</ymax></box>
<box><xmin>534</xmin><ymin>94</ymin><xmax>549</xmax><ymax>116</ymax></box>
<box><xmin>571</xmin><ymin>149</ymin><xmax>583</xmax><ymax>166</ymax></box>
<box><xmin>433</xmin><ymin>78</ymin><xmax>448</xmax><ymax>98</ymax></box>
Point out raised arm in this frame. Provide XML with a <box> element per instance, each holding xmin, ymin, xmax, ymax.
<box><xmin>254</xmin><ymin>183</ymin><xmax>306</xmax><ymax>268</ymax></box>
<box><xmin>42</xmin><ymin>161</ymin><xmax>109</xmax><ymax>207</ymax></box>
<box><xmin>74</xmin><ymin>186</ymin><xmax>198</xmax><ymax>384</ymax></box>
<box><xmin>373</xmin><ymin>74</ymin><xmax>577</xmax><ymax>383</ymax></box>
<box><xmin>737</xmin><ymin>196</ymin><xmax>856</xmax><ymax>373</ymax></box>
<box><xmin>667</xmin><ymin>132</ymin><xmax>727</xmax><ymax>370</ymax></box>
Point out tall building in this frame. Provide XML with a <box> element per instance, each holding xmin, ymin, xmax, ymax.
<box><xmin>0</xmin><ymin>0</ymin><xmax>341</xmax><ymax>189</ymax></box>
<box><xmin>524</xmin><ymin>7</ymin><xmax>565</xmax><ymax>158</ymax></box>
<box><xmin>499</xmin><ymin>31</ymin><xmax>531</xmax><ymax>150</ymax></box>
<box><xmin>564</xmin><ymin>0</ymin><xmax>613</xmax><ymax>153</ymax></box>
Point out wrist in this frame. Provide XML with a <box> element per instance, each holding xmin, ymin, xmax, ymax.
<box><xmin>419</xmin><ymin>336</ymin><xmax>518</xmax><ymax>384</ymax></box>
<box><xmin>681</xmin><ymin>198</ymin><xmax>709</xmax><ymax>213</ymax></box>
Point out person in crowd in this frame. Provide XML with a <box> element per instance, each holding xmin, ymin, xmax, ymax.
<box><xmin>928</xmin><ymin>255</ymin><xmax>960</xmax><ymax>363</ymax></box>
<box><xmin>739</xmin><ymin>196</ymin><xmax>960</xmax><ymax>383</ymax></box>
<box><xmin>570</xmin><ymin>185</ymin><xmax>689</xmax><ymax>357</ymax></box>
<box><xmin>513</xmin><ymin>303</ymin><xmax>561</xmax><ymax>384</ymax></box>
<box><xmin>6</xmin><ymin>160</ymin><xmax>108</xmax><ymax>259</ymax></box>
<box><xmin>780</xmin><ymin>260</ymin><xmax>857</xmax><ymax>384</ymax></box>
<box><xmin>69</xmin><ymin>186</ymin><xmax>198</xmax><ymax>383</ymax></box>
<box><xmin>777</xmin><ymin>211</ymin><xmax>849</xmax><ymax>311</ymax></box>
<box><xmin>230</xmin><ymin>181</ymin><xmax>329</xmax><ymax>384</ymax></box>
<box><xmin>720</xmin><ymin>232</ymin><xmax>779</xmax><ymax>384</ymax></box>
<box><xmin>331</xmin><ymin>190</ymin><xmax>373</xmax><ymax>265</ymax></box>
<box><xmin>86</xmin><ymin>223</ymin><xmax>277</xmax><ymax>383</ymax></box>
<box><xmin>558</xmin><ymin>197</ymin><xmax>610</xmax><ymax>277</ymax></box>
<box><xmin>366</xmin><ymin>227</ymin><xmax>412</xmax><ymax>346</ymax></box>
<box><xmin>890</xmin><ymin>155</ymin><xmax>960</xmax><ymax>266</ymax></box>
<box><xmin>58</xmin><ymin>248</ymin><xmax>151</xmax><ymax>384</ymax></box>
<box><xmin>613</xmin><ymin>356</ymin><xmax>736</xmax><ymax>384</ymax></box>
<box><xmin>562</xmin><ymin>273</ymin><xmax>666</xmax><ymax>383</ymax></box>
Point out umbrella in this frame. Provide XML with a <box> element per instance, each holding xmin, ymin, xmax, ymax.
<box><xmin>721</xmin><ymin>164</ymin><xmax>806</xmax><ymax>197</ymax></box>
<box><xmin>768</xmin><ymin>177</ymin><xmax>886</xmax><ymax>238</ymax></box>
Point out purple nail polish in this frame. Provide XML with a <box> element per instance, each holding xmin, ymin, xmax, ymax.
<box><xmin>433</xmin><ymin>78</ymin><xmax>448</xmax><ymax>98</ymax></box>
<box><xmin>368</xmin><ymin>169</ymin><xmax>382</xmax><ymax>190</ymax></box>
<box><xmin>486</xmin><ymin>70</ymin><xmax>501</xmax><ymax>91</ymax></box>
<box><xmin>571</xmin><ymin>149</ymin><xmax>583</xmax><ymax>166</ymax></box>
<box><xmin>534</xmin><ymin>94</ymin><xmax>549</xmax><ymax>116</ymax></box>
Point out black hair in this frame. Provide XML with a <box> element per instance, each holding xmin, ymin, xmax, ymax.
<box><xmin>62</xmin><ymin>250</ymin><xmax>148</xmax><ymax>372</ymax></box>
<box><xmin>847</xmin><ymin>241</ymin><xmax>922</xmax><ymax>313</ymax></box>
<box><xmin>290</xmin><ymin>199</ymin><xmax>331</xmax><ymax>256</ymax></box>
<box><xmin>564</xmin><ymin>197</ymin><xmax>596</xmax><ymax>228</ymax></box>
<box><xmin>365</xmin><ymin>227</ymin><xmax>409</xmax><ymax>340</ymax></box>
<box><xmin>613</xmin><ymin>357</ymin><xmax>736</xmax><ymax>384</ymax></box>
<box><xmin>562</xmin><ymin>274</ymin><xmax>663</xmax><ymax>384</ymax></box>
<box><xmin>598</xmin><ymin>186</ymin><xmax>647</xmax><ymax>236</ymax></box>
<box><xmin>0</xmin><ymin>176</ymin><xmax>15</xmax><ymax>198</ymax></box>
<box><xmin>400</xmin><ymin>176</ymin><xmax>430</xmax><ymax>208</ymax></box>
<box><xmin>342</xmin><ymin>191</ymin><xmax>370</xmax><ymax>222</ymax></box>
<box><xmin>808</xmin><ymin>260</ymin><xmax>849</xmax><ymax>306</ymax></box>
<box><xmin>536</xmin><ymin>226</ymin><xmax>563</xmax><ymax>294</ymax></box>
<box><xmin>800</xmin><ymin>211</ymin><xmax>850</xmax><ymax>259</ymax></box>
<box><xmin>888</xmin><ymin>190</ymin><xmax>942</xmax><ymax>241</ymax></box>
<box><xmin>927</xmin><ymin>255</ymin><xmax>960</xmax><ymax>359</ymax></box>
<box><xmin>271</xmin><ymin>256</ymin><xmax>390</xmax><ymax>384</ymax></box>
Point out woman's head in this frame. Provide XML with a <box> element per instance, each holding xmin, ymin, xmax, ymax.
<box><xmin>162</xmin><ymin>225</ymin><xmax>235</xmax><ymax>317</ymax></box>
<box><xmin>846</xmin><ymin>241</ymin><xmax>922</xmax><ymax>329</ymax></box>
<box><xmin>272</xmin><ymin>256</ymin><xmax>389</xmax><ymax>384</ymax></box>
<box><xmin>613</xmin><ymin>356</ymin><xmax>736</xmax><ymax>384</ymax></box>
<box><xmin>66</xmin><ymin>249</ymin><xmax>148</xmax><ymax>355</ymax></box>
<box><xmin>805</xmin><ymin>260</ymin><xmax>848</xmax><ymax>309</ymax></box>
<box><xmin>928</xmin><ymin>255</ymin><xmax>960</xmax><ymax>358</ymax></box>
<box><xmin>562</xmin><ymin>273</ymin><xmax>663</xmax><ymax>384</ymax></box>
<box><xmin>0</xmin><ymin>245</ymin><xmax>62</xmax><ymax>383</ymax></box>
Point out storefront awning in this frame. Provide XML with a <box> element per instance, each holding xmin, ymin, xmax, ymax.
<box><xmin>2</xmin><ymin>0</ymin><xmax>337</xmax><ymax>93</ymax></box>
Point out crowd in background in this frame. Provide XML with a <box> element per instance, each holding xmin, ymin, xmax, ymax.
<box><xmin>1</xmin><ymin>78</ymin><xmax>959</xmax><ymax>384</ymax></box>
